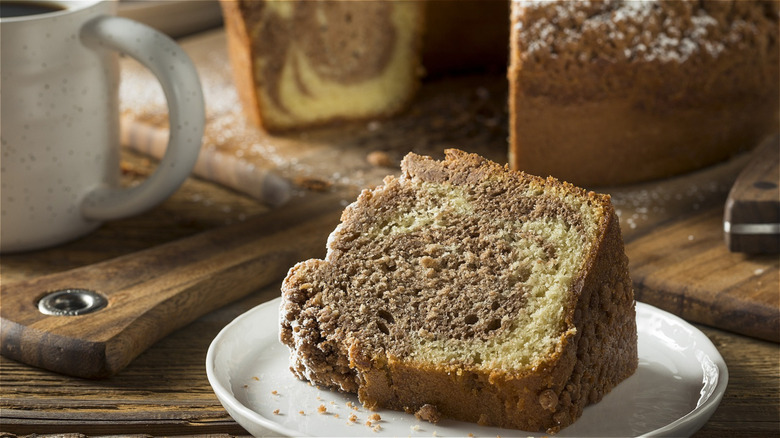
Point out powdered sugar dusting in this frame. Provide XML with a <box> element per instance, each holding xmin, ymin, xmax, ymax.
<box><xmin>516</xmin><ymin>0</ymin><xmax>761</xmax><ymax>64</ymax></box>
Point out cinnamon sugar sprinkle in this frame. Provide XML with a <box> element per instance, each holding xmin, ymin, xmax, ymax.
<box><xmin>517</xmin><ymin>0</ymin><xmax>760</xmax><ymax>63</ymax></box>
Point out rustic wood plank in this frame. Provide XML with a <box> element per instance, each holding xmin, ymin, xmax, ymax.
<box><xmin>692</xmin><ymin>328</ymin><xmax>780</xmax><ymax>437</ymax></box>
<box><xmin>628</xmin><ymin>206</ymin><xmax>780</xmax><ymax>342</ymax></box>
<box><xmin>1</xmin><ymin>192</ymin><xmax>344</xmax><ymax>378</ymax></box>
<box><xmin>3</xmin><ymin>270</ymin><xmax>778</xmax><ymax>436</ymax></box>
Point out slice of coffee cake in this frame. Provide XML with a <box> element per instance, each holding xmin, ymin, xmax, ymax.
<box><xmin>280</xmin><ymin>149</ymin><xmax>637</xmax><ymax>433</ymax></box>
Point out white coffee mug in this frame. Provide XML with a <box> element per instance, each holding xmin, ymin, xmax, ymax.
<box><xmin>0</xmin><ymin>0</ymin><xmax>204</xmax><ymax>253</ymax></box>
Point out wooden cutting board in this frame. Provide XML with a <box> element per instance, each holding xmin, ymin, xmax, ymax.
<box><xmin>119</xmin><ymin>29</ymin><xmax>779</xmax><ymax>342</ymax></box>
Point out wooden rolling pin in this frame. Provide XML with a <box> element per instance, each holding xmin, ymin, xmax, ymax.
<box><xmin>0</xmin><ymin>194</ymin><xmax>344</xmax><ymax>378</ymax></box>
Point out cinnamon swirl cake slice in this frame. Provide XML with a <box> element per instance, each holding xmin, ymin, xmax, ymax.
<box><xmin>280</xmin><ymin>149</ymin><xmax>638</xmax><ymax>433</ymax></box>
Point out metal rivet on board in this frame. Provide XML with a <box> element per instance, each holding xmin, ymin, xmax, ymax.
<box><xmin>37</xmin><ymin>289</ymin><xmax>107</xmax><ymax>316</ymax></box>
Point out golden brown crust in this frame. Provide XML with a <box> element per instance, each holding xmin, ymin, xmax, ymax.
<box><xmin>509</xmin><ymin>96</ymin><xmax>779</xmax><ymax>186</ymax></box>
<box><xmin>220</xmin><ymin>0</ymin><xmax>264</xmax><ymax>127</ymax></box>
<box><xmin>509</xmin><ymin>0</ymin><xmax>780</xmax><ymax>186</ymax></box>
<box><xmin>512</xmin><ymin>0</ymin><xmax>779</xmax><ymax>105</ymax></box>
<box><xmin>553</xmin><ymin>205</ymin><xmax>638</xmax><ymax>430</ymax></box>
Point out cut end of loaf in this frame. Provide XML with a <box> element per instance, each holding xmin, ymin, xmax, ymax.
<box><xmin>223</xmin><ymin>0</ymin><xmax>424</xmax><ymax>132</ymax></box>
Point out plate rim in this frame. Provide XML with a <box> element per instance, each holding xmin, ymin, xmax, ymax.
<box><xmin>205</xmin><ymin>299</ymin><xmax>305</xmax><ymax>437</ymax></box>
<box><xmin>634</xmin><ymin>302</ymin><xmax>729</xmax><ymax>437</ymax></box>
<box><xmin>206</xmin><ymin>299</ymin><xmax>728</xmax><ymax>437</ymax></box>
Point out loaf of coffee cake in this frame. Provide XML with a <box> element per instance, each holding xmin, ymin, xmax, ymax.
<box><xmin>221</xmin><ymin>1</ymin><xmax>778</xmax><ymax>186</ymax></box>
<box><xmin>280</xmin><ymin>149</ymin><xmax>638</xmax><ymax>433</ymax></box>
<box><xmin>509</xmin><ymin>0</ymin><xmax>780</xmax><ymax>186</ymax></box>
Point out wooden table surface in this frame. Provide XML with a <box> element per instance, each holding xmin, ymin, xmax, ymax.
<box><xmin>2</xmin><ymin>147</ymin><xmax>779</xmax><ymax>437</ymax></box>
<box><xmin>2</xmin><ymin>150</ymin><xmax>778</xmax><ymax>438</ymax></box>
<box><xmin>2</xmin><ymin>30</ymin><xmax>779</xmax><ymax>438</ymax></box>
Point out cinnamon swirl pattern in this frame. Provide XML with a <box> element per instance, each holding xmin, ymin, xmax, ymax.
<box><xmin>222</xmin><ymin>0</ymin><xmax>424</xmax><ymax>132</ymax></box>
<box><xmin>280</xmin><ymin>150</ymin><xmax>638</xmax><ymax>433</ymax></box>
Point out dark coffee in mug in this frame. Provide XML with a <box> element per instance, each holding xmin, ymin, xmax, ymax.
<box><xmin>0</xmin><ymin>1</ymin><xmax>65</xmax><ymax>18</ymax></box>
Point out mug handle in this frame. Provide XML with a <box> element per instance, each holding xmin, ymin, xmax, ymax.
<box><xmin>79</xmin><ymin>16</ymin><xmax>204</xmax><ymax>221</ymax></box>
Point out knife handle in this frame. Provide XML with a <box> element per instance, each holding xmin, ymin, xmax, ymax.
<box><xmin>724</xmin><ymin>134</ymin><xmax>780</xmax><ymax>254</ymax></box>
<box><xmin>0</xmin><ymin>194</ymin><xmax>343</xmax><ymax>378</ymax></box>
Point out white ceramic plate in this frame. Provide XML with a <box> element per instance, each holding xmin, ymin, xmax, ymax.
<box><xmin>207</xmin><ymin>299</ymin><xmax>727</xmax><ymax>437</ymax></box>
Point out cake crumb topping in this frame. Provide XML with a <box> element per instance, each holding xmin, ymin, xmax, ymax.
<box><xmin>414</xmin><ymin>404</ymin><xmax>442</xmax><ymax>424</ymax></box>
<box><xmin>517</xmin><ymin>0</ymin><xmax>771</xmax><ymax>64</ymax></box>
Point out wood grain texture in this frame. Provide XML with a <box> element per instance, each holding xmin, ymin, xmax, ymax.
<box><xmin>1</xmin><ymin>194</ymin><xmax>344</xmax><ymax>378</ymax></box>
<box><xmin>628</xmin><ymin>206</ymin><xmax>780</xmax><ymax>342</ymax></box>
<box><xmin>0</xmin><ymin>150</ymin><xmax>259</xmax><ymax>435</ymax></box>
<box><xmin>1</xmin><ymin>150</ymin><xmax>777</xmax><ymax>437</ymax></box>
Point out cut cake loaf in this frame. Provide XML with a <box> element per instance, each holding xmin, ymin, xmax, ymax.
<box><xmin>221</xmin><ymin>1</ymin><xmax>779</xmax><ymax>186</ymax></box>
<box><xmin>220</xmin><ymin>0</ymin><xmax>425</xmax><ymax>132</ymax></box>
<box><xmin>280</xmin><ymin>149</ymin><xmax>638</xmax><ymax>433</ymax></box>
<box><xmin>509</xmin><ymin>0</ymin><xmax>780</xmax><ymax>186</ymax></box>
